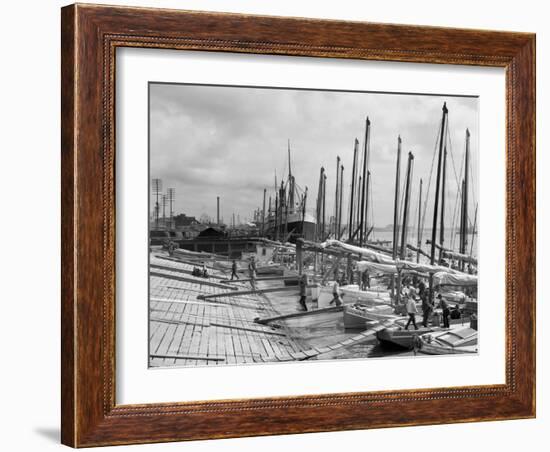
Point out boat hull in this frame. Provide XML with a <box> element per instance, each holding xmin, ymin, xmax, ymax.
<box><xmin>376</xmin><ymin>325</ymin><xmax>433</xmax><ymax>349</ymax></box>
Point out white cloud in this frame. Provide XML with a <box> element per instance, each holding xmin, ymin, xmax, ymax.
<box><xmin>150</xmin><ymin>83</ymin><xmax>478</xmax><ymax>227</ymax></box>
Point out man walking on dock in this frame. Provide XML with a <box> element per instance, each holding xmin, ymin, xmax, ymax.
<box><xmin>230</xmin><ymin>259</ymin><xmax>239</xmax><ymax>281</ymax></box>
<box><xmin>298</xmin><ymin>273</ymin><xmax>308</xmax><ymax>311</ymax></box>
<box><xmin>404</xmin><ymin>295</ymin><xmax>419</xmax><ymax>330</ymax></box>
<box><xmin>329</xmin><ymin>280</ymin><xmax>342</xmax><ymax>307</ymax></box>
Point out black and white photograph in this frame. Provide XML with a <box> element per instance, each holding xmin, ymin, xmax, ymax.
<box><xmin>148</xmin><ymin>82</ymin><xmax>479</xmax><ymax>368</ymax></box>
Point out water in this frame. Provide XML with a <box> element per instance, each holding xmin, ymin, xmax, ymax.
<box><xmin>369</xmin><ymin>229</ymin><xmax>478</xmax><ymax>258</ymax></box>
<box><xmin>260</xmin><ymin>278</ymin><xmax>414</xmax><ymax>361</ymax></box>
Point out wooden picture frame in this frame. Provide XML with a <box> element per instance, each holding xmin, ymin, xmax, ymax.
<box><xmin>61</xmin><ymin>3</ymin><xmax>535</xmax><ymax>447</ymax></box>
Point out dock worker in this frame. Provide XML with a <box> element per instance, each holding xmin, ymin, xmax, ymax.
<box><xmin>248</xmin><ymin>256</ymin><xmax>257</xmax><ymax>290</ymax></box>
<box><xmin>404</xmin><ymin>295</ymin><xmax>419</xmax><ymax>330</ymax></box>
<box><xmin>361</xmin><ymin>270</ymin><xmax>370</xmax><ymax>291</ymax></box>
<box><xmin>298</xmin><ymin>273</ymin><xmax>308</xmax><ymax>311</ymax></box>
<box><xmin>450</xmin><ymin>304</ymin><xmax>461</xmax><ymax>320</ymax></box>
<box><xmin>230</xmin><ymin>259</ymin><xmax>239</xmax><ymax>280</ymax></box>
<box><xmin>329</xmin><ymin>280</ymin><xmax>342</xmax><ymax>307</ymax></box>
<box><xmin>421</xmin><ymin>289</ymin><xmax>433</xmax><ymax>328</ymax></box>
<box><xmin>437</xmin><ymin>294</ymin><xmax>451</xmax><ymax>328</ymax></box>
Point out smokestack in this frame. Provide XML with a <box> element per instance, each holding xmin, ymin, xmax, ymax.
<box><xmin>217</xmin><ymin>196</ymin><xmax>220</xmax><ymax>225</ymax></box>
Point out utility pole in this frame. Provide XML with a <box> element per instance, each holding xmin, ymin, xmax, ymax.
<box><xmin>152</xmin><ymin>178</ymin><xmax>162</xmax><ymax>230</ymax></box>
<box><xmin>162</xmin><ymin>194</ymin><xmax>167</xmax><ymax>229</ymax></box>
<box><xmin>216</xmin><ymin>196</ymin><xmax>220</xmax><ymax>226</ymax></box>
<box><xmin>167</xmin><ymin>188</ymin><xmax>175</xmax><ymax>230</ymax></box>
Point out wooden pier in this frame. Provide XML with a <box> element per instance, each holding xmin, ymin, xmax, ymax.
<box><xmin>149</xmin><ymin>251</ymin><xmax>393</xmax><ymax>367</ymax></box>
<box><xmin>149</xmin><ymin>253</ymin><xmax>306</xmax><ymax>367</ymax></box>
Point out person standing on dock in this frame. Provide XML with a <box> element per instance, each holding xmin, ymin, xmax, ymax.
<box><xmin>419</xmin><ymin>281</ymin><xmax>432</xmax><ymax>327</ymax></box>
<box><xmin>404</xmin><ymin>295</ymin><xmax>419</xmax><ymax>330</ymax></box>
<box><xmin>248</xmin><ymin>256</ymin><xmax>257</xmax><ymax>290</ymax></box>
<box><xmin>329</xmin><ymin>280</ymin><xmax>342</xmax><ymax>307</ymax></box>
<box><xmin>230</xmin><ymin>259</ymin><xmax>239</xmax><ymax>281</ymax></box>
<box><xmin>361</xmin><ymin>270</ymin><xmax>370</xmax><ymax>291</ymax></box>
<box><xmin>298</xmin><ymin>273</ymin><xmax>308</xmax><ymax>311</ymax></box>
<box><xmin>437</xmin><ymin>294</ymin><xmax>450</xmax><ymax>328</ymax></box>
<box><xmin>421</xmin><ymin>286</ymin><xmax>433</xmax><ymax>328</ymax></box>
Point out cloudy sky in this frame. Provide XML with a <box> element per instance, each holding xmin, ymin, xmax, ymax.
<box><xmin>150</xmin><ymin>82</ymin><xmax>478</xmax><ymax>229</ymax></box>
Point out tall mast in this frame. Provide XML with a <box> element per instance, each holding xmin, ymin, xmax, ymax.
<box><xmin>335</xmin><ymin>155</ymin><xmax>340</xmax><ymax>238</ymax></box>
<box><xmin>400</xmin><ymin>152</ymin><xmax>414</xmax><ymax>259</ymax></box>
<box><xmin>288</xmin><ymin>139</ymin><xmax>294</xmax><ymax>208</ymax></box>
<box><xmin>429</xmin><ymin>102</ymin><xmax>449</xmax><ymax>302</ymax></box>
<box><xmin>359</xmin><ymin>117</ymin><xmax>370</xmax><ymax>246</ymax></box>
<box><xmin>365</xmin><ymin>171</ymin><xmax>371</xmax><ymax>240</ymax></box>
<box><xmin>274</xmin><ymin>192</ymin><xmax>279</xmax><ymax>241</ymax></box>
<box><xmin>459</xmin><ymin>179</ymin><xmax>465</xmax><ymax>253</ymax></box>
<box><xmin>461</xmin><ymin>129</ymin><xmax>471</xmax><ymax>263</ymax></box>
<box><xmin>392</xmin><ymin>136</ymin><xmax>402</xmax><ymax>260</ymax></box>
<box><xmin>470</xmin><ymin>203</ymin><xmax>478</xmax><ymax>257</ymax></box>
<box><xmin>430</xmin><ymin>102</ymin><xmax>448</xmax><ymax>265</ymax></box>
<box><xmin>416</xmin><ymin>178</ymin><xmax>423</xmax><ymax>263</ymax></box>
<box><xmin>338</xmin><ymin>164</ymin><xmax>344</xmax><ymax>238</ymax></box>
<box><xmin>261</xmin><ymin>188</ymin><xmax>266</xmax><ymax>236</ymax></box>
<box><xmin>316</xmin><ymin>167</ymin><xmax>325</xmax><ymax>241</ymax></box>
<box><xmin>267</xmin><ymin>197</ymin><xmax>271</xmax><ymax>235</ymax></box>
<box><xmin>349</xmin><ymin>138</ymin><xmax>359</xmax><ymax>241</ymax></box>
<box><xmin>439</xmin><ymin>144</ymin><xmax>448</xmax><ymax>263</ymax></box>
<box><xmin>301</xmin><ymin>187</ymin><xmax>308</xmax><ymax>235</ymax></box>
<box><xmin>322</xmin><ymin>173</ymin><xmax>327</xmax><ymax>240</ymax></box>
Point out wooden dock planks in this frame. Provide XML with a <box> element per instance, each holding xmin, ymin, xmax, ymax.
<box><xmin>148</xmin><ymin>252</ymin><xmax>327</xmax><ymax>367</ymax></box>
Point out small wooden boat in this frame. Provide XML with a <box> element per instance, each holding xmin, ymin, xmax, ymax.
<box><xmin>282</xmin><ymin>268</ymin><xmax>299</xmax><ymax>286</ymax></box>
<box><xmin>376</xmin><ymin>323</ymin><xmax>433</xmax><ymax>349</ymax></box>
<box><xmin>318</xmin><ymin>284</ymin><xmax>390</xmax><ymax>307</ymax></box>
<box><xmin>343</xmin><ymin>303</ymin><xmax>397</xmax><ymax>330</ymax></box>
<box><xmin>419</xmin><ymin>327</ymin><xmax>478</xmax><ymax>354</ymax></box>
<box><xmin>256</xmin><ymin>263</ymin><xmax>285</xmax><ymax>276</ymax></box>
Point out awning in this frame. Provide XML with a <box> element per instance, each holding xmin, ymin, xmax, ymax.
<box><xmin>433</xmin><ymin>271</ymin><xmax>478</xmax><ymax>287</ymax></box>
